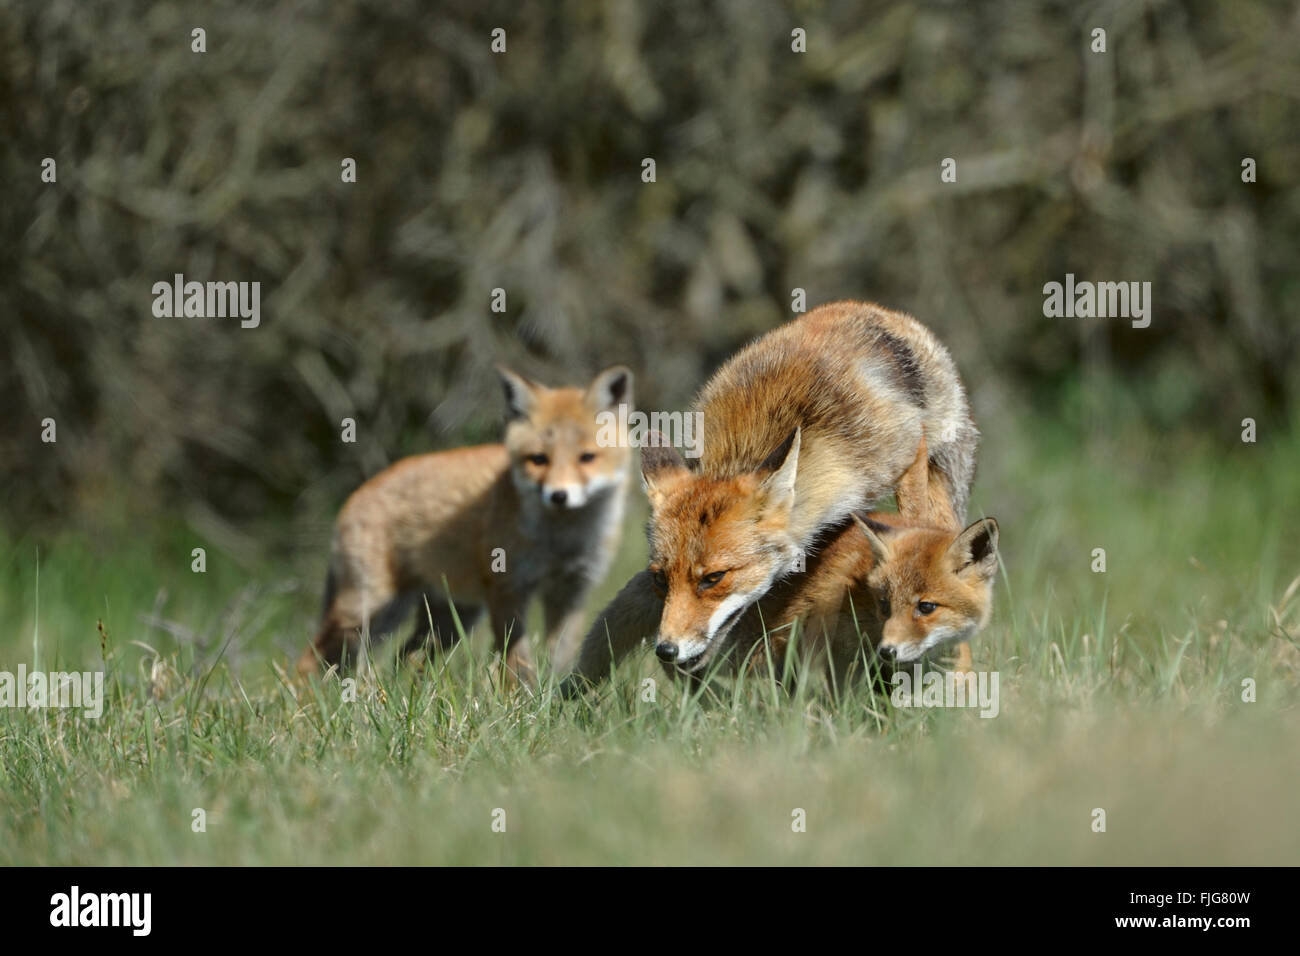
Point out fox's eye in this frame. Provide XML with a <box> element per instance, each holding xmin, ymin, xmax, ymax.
<box><xmin>526</xmin><ymin>453</ymin><xmax>549</xmax><ymax>466</ymax></box>
<box><xmin>650</xmin><ymin>568</ymin><xmax>667</xmax><ymax>592</ymax></box>
<box><xmin>878</xmin><ymin>596</ymin><xmax>890</xmax><ymax>617</ymax></box>
<box><xmin>917</xmin><ymin>601</ymin><xmax>938</xmax><ymax>615</ymax></box>
<box><xmin>579</xmin><ymin>451</ymin><xmax>597</xmax><ymax>463</ymax></box>
<box><xmin>699</xmin><ymin>570</ymin><xmax>727</xmax><ymax>589</ymax></box>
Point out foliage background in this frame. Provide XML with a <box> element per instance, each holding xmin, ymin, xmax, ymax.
<box><xmin>3</xmin><ymin>0</ymin><xmax>1298</xmax><ymax>552</ymax></box>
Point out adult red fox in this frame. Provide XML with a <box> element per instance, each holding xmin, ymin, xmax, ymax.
<box><xmin>297</xmin><ymin>365</ymin><xmax>633</xmax><ymax>686</ymax></box>
<box><xmin>562</xmin><ymin>301</ymin><xmax>979</xmax><ymax>688</ymax></box>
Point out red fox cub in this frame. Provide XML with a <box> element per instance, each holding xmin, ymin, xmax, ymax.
<box><xmin>728</xmin><ymin>513</ymin><xmax>999</xmax><ymax>688</ymax></box>
<box><xmin>849</xmin><ymin>512</ymin><xmax>998</xmax><ymax>671</ymax></box>
<box><xmin>736</xmin><ymin>450</ymin><xmax>999</xmax><ymax>687</ymax></box>
<box><xmin>296</xmin><ymin>365</ymin><xmax>633</xmax><ymax>686</ymax></box>
<box><xmin>562</xmin><ymin>300</ymin><xmax>978</xmax><ymax>689</ymax></box>
<box><xmin>727</xmin><ymin>432</ymin><xmax>998</xmax><ymax>687</ymax></box>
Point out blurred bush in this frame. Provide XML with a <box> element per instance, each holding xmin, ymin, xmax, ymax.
<box><xmin>3</xmin><ymin>0</ymin><xmax>1297</xmax><ymax>544</ymax></box>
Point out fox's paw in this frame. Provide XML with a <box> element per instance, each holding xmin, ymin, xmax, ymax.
<box><xmin>556</xmin><ymin>674</ymin><xmax>595</xmax><ymax>700</ymax></box>
<box><xmin>294</xmin><ymin>648</ymin><xmax>325</xmax><ymax>684</ymax></box>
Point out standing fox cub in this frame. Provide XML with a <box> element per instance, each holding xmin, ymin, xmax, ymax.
<box><xmin>563</xmin><ymin>300</ymin><xmax>979</xmax><ymax>689</ymax></box>
<box><xmin>297</xmin><ymin>365</ymin><xmax>633</xmax><ymax>685</ymax></box>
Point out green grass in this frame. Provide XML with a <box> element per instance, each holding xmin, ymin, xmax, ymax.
<box><xmin>2</xmin><ymin>415</ymin><xmax>1298</xmax><ymax>865</ymax></box>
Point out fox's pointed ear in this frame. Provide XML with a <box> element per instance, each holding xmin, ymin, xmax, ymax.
<box><xmin>585</xmin><ymin>365</ymin><xmax>632</xmax><ymax>411</ymax></box>
<box><xmin>757</xmin><ymin>427</ymin><xmax>800</xmax><ymax>510</ymax></box>
<box><xmin>852</xmin><ymin>514</ymin><xmax>893</xmax><ymax>564</ymax></box>
<box><xmin>949</xmin><ymin>517</ymin><xmax>999</xmax><ymax>580</ymax></box>
<box><xmin>497</xmin><ymin>365</ymin><xmax>540</xmax><ymax>419</ymax></box>
<box><xmin>641</xmin><ymin>431</ymin><xmax>689</xmax><ymax>496</ymax></box>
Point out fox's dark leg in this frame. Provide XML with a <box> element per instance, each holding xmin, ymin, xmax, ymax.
<box><xmin>299</xmin><ymin>617</ymin><xmax>352</xmax><ymax>677</ymax></box>
<box><xmin>540</xmin><ymin>573</ymin><xmax>597</xmax><ymax>675</ymax></box>
<box><xmin>559</xmin><ymin>571</ymin><xmax>664</xmax><ymax>697</ymax></box>
<box><xmin>297</xmin><ymin>578</ymin><xmax>408</xmax><ymax>676</ymax></box>
<box><xmin>401</xmin><ymin>595</ymin><xmax>481</xmax><ymax>658</ymax></box>
<box><xmin>483</xmin><ymin>575</ymin><xmax>536</xmax><ymax>689</ymax></box>
<box><xmin>503</xmin><ymin>634</ymin><xmax>537</xmax><ymax>689</ymax></box>
<box><xmin>493</xmin><ymin>606</ymin><xmax>535</xmax><ymax>689</ymax></box>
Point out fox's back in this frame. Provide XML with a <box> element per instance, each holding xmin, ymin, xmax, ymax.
<box><xmin>339</xmin><ymin>444</ymin><xmax>505</xmax><ymax>534</ymax></box>
<box><xmin>694</xmin><ymin>301</ymin><xmax>978</xmax><ymax>525</ymax></box>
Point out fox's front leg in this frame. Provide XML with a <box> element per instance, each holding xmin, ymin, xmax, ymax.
<box><xmin>541</xmin><ymin>576</ymin><xmax>594</xmax><ymax>675</ymax></box>
<box><xmin>498</xmin><ymin>611</ymin><xmax>538</xmax><ymax>690</ymax></box>
<box><xmin>949</xmin><ymin>641</ymin><xmax>972</xmax><ymax>673</ymax></box>
<box><xmin>559</xmin><ymin>570</ymin><xmax>664</xmax><ymax>696</ymax></box>
<box><xmin>484</xmin><ymin>584</ymin><xmax>536</xmax><ymax>690</ymax></box>
<box><xmin>297</xmin><ymin>572</ymin><xmax>404</xmax><ymax>678</ymax></box>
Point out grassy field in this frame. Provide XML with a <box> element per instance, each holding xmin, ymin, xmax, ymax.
<box><xmin>2</xmin><ymin>411</ymin><xmax>1298</xmax><ymax>865</ymax></box>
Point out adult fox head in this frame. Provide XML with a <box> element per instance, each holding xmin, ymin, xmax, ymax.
<box><xmin>853</xmin><ymin>515</ymin><xmax>1000</xmax><ymax>664</ymax></box>
<box><xmin>498</xmin><ymin>364</ymin><xmax>633</xmax><ymax>511</ymax></box>
<box><xmin>642</xmin><ymin>429</ymin><xmax>804</xmax><ymax>670</ymax></box>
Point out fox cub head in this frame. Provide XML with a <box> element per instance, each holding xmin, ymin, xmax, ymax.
<box><xmin>641</xmin><ymin>430</ymin><xmax>804</xmax><ymax>671</ymax></box>
<box><xmin>497</xmin><ymin>365</ymin><xmax>633</xmax><ymax>511</ymax></box>
<box><xmin>852</xmin><ymin>515</ymin><xmax>999</xmax><ymax>665</ymax></box>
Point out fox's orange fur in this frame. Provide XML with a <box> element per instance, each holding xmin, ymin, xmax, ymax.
<box><xmin>298</xmin><ymin>365</ymin><xmax>633</xmax><ymax>686</ymax></box>
<box><xmin>730</xmin><ymin>517</ymin><xmax>1000</xmax><ymax>688</ymax></box>
<box><xmin>564</xmin><ymin>301</ymin><xmax>980</xmax><ymax>686</ymax></box>
<box><xmin>668</xmin><ymin>434</ymin><xmax>999</xmax><ymax>688</ymax></box>
<box><xmin>854</xmin><ymin>515</ymin><xmax>998</xmax><ymax>669</ymax></box>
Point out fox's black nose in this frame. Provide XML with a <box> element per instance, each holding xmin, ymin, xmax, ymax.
<box><xmin>549</xmin><ymin>489</ymin><xmax>568</xmax><ymax>506</ymax></box>
<box><xmin>877</xmin><ymin>644</ymin><xmax>896</xmax><ymax>660</ymax></box>
<box><xmin>655</xmin><ymin>641</ymin><xmax>678</xmax><ymax>663</ymax></box>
